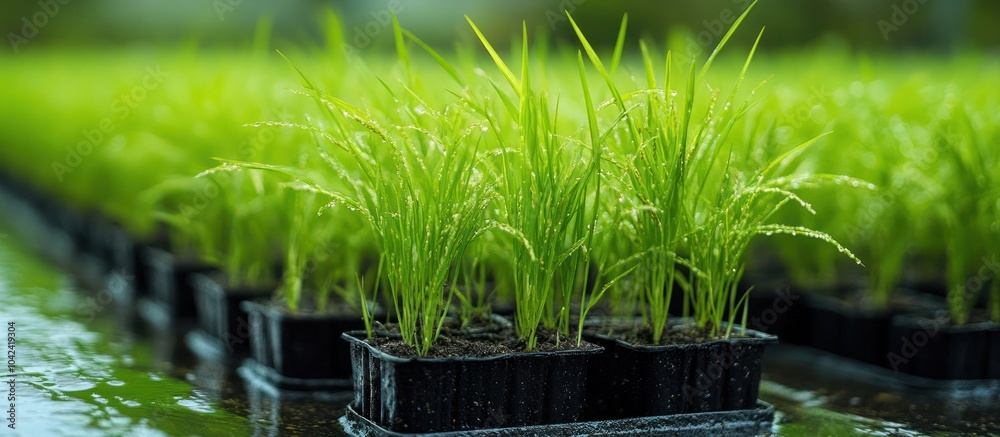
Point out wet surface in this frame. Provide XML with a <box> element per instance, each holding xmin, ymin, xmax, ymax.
<box><xmin>1</xmin><ymin>224</ymin><xmax>998</xmax><ymax>436</ymax></box>
<box><xmin>761</xmin><ymin>347</ymin><xmax>1000</xmax><ymax>436</ymax></box>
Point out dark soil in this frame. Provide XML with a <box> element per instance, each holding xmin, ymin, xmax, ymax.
<box><xmin>366</xmin><ymin>317</ymin><xmax>599</xmax><ymax>359</ymax></box>
<box><xmin>593</xmin><ymin>323</ymin><xmax>749</xmax><ymax>346</ymax></box>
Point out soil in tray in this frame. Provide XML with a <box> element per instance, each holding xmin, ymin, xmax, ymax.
<box><xmin>595</xmin><ymin>323</ymin><xmax>751</xmax><ymax>346</ymax></box>
<box><xmin>363</xmin><ymin>317</ymin><xmax>599</xmax><ymax>358</ymax></box>
<box><xmin>346</xmin><ymin>316</ymin><xmax>603</xmax><ymax>432</ymax></box>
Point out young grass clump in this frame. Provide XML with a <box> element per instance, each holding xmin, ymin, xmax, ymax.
<box><xmin>228</xmin><ymin>42</ymin><xmax>494</xmax><ymax>355</ymax></box>
<box><xmin>933</xmin><ymin>105</ymin><xmax>1000</xmax><ymax>325</ymax></box>
<box><xmin>573</xmin><ymin>2</ymin><xmax>864</xmax><ymax>339</ymax></box>
<box><xmin>464</xmin><ymin>20</ymin><xmax>610</xmax><ymax>350</ymax></box>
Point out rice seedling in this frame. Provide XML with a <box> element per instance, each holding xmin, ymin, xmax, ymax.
<box><xmin>219</xmin><ymin>30</ymin><xmax>495</xmax><ymax>355</ymax></box>
<box><xmin>269</xmin><ymin>184</ymin><xmax>373</xmax><ymax>314</ymax></box>
<box><xmin>461</xmin><ymin>17</ymin><xmax>616</xmax><ymax>350</ymax></box>
<box><xmin>933</xmin><ymin>105</ymin><xmax>999</xmax><ymax>325</ymax></box>
<box><xmin>571</xmin><ymin>2</ymin><xmax>865</xmax><ymax>340</ymax></box>
<box><xmin>567</xmin><ymin>14</ymin><xmax>691</xmax><ymax>344</ymax></box>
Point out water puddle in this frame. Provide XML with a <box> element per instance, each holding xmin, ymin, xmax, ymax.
<box><xmin>0</xmin><ymin>234</ymin><xmax>251</xmax><ymax>436</ymax></box>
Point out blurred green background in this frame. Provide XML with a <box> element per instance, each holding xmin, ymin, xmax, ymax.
<box><xmin>3</xmin><ymin>0</ymin><xmax>998</xmax><ymax>53</ymax></box>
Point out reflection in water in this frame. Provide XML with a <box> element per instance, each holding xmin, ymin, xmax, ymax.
<box><xmin>243</xmin><ymin>379</ymin><xmax>349</xmax><ymax>437</ymax></box>
<box><xmin>0</xmin><ymin>233</ymin><xmax>249</xmax><ymax>436</ymax></box>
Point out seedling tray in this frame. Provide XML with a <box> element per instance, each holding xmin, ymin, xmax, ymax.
<box><xmin>584</xmin><ymin>321</ymin><xmax>776</xmax><ymax>420</ymax></box>
<box><xmin>191</xmin><ymin>272</ymin><xmax>271</xmax><ymax>358</ymax></box>
<box><xmin>340</xmin><ymin>401</ymin><xmax>775</xmax><ymax>436</ymax></box>
<box><xmin>888</xmin><ymin>313</ymin><xmax>999</xmax><ymax>380</ymax></box>
<box><xmin>343</xmin><ymin>329</ymin><xmax>602</xmax><ymax>433</ymax></box>
<box><xmin>142</xmin><ymin>246</ymin><xmax>217</xmax><ymax>320</ymax></box>
<box><xmin>241</xmin><ymin>300</ymin><xmax>366</xmax><ymax>389</ymax></box>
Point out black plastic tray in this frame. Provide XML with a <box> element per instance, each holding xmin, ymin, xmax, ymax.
<box><xmin>343</xmin><ymin>328</ymin><xmax>601</xmax><ymax>434</ymax></box>
<box><xmin>340</xmin><ymin>401</ymin><xmax>775</xmax><ymax>436</ymax></box>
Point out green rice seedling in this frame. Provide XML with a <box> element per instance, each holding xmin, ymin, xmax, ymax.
<box><xmin>991</xmin><ymin>200</ymin><xmax>1000</xmax><ymax>324</ymax></box>
<box><xmin>453</xmin><ymin>232</ymin><xmax>515</xmax><ymax>328</ymax></box>
<box><xmin>314</xmin><ymin>92</ymin><xmax>492</xmax><ymax>355</ymax></box>
<box><xmin>463</xmin><ymin>19</ymin><xmax>613</xmax><ymax>350</ymax></box>
<box><xmin>221</xmin><ymin>41</ymin><xmax>494</xmax><ymax>355</ymax></box>
<box><xmin>142</xmin><ymin>174</ymin><xmax>228</xmax><ymax>262</ymax></box>
<box><xmin>145</xmin><ymin>168</ymin><xmax>281</xmax><ymax>288</ymax></box>
<box><xmin>684</xmin><ymin>128</ymin><xmax>868</xmax><ymax>337</ymax></box>
<box><xmin>857</xmin><ymin>116</ymin><xmax>943</xmax><ymax>310</ymax></box>
<box><xmin>568</xmin><ymin>17</ymin><xmax>691</xmax><ymax>344</ymax></box>
<box><xmin>214</xmin><ymin>172</ymin><xmax>281</xmax><ymax>288</ymax></box>
<box><xmin>272</xmin><ymin>182</ymin><xmax>374</xmax><ymax>313</ymax></box>
<box><xmin>275</xmin><ymin>186</ymin><xmax>322</xmax><ymax>313</ymax></box>
<box><xmin>201</xmin><ymin>130</ymin><xmax>375</xmax><ymax>315</ymax></box>
<box><xmin>680</xmin><ymin>76</ymin><xmax>869</xmax><ymax>338</ymax></box>
<box><xmin>934</xmin><ymin>106</ymin><xmax>998</xmax><ymax>325</ymax></box>
<box><xmin>573</xmin><ymin>2</ymin><xmax>864</xmax><ymax>339</ymax></box>
<box><xmin>747</xmin><ymin>71</ymin><xmax>927</xmax><ymax>309</ymax></box>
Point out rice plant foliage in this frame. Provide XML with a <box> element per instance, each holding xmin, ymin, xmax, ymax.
<box><xmin>463</xmin><ymin>20</ymin><xmax>609</xmax><ymax>350</ymax></box>
<box><xmin>573</xmin><ymin>2</ymin><xmax>864</xmax><ymax>340</ymax></box>
<box><xmin>220</xmin><ymin>52</ymin><xmax>496</xmax><ymax>356</ymax></box>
